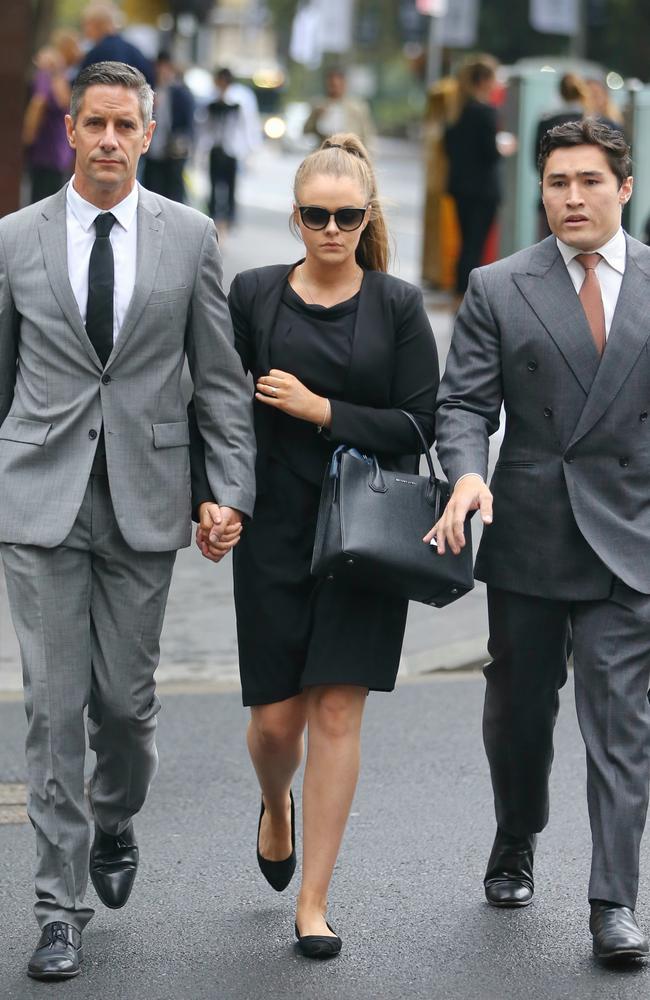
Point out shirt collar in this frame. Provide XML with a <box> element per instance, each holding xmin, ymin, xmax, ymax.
<box><xmin>66</xmin><ymin>178</ymin><xmax>139</xmax><ymax>233</ymax></box>
<box><xmin>556</xmin><ymin>227</ymin><xmax>626</xmax><ymax>275</ymax></box>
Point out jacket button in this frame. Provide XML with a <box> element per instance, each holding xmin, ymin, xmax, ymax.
<box><xmin>88</xmin><ymin>429</ymin><xmax>97</xmax><ymax>440</ymax></box>
<box><xmin>564</xmin><ymin>455</ymin><xmax>573</xmax><ymax>464</ymax></box>
<box><xmin>619</xmin><ymin>456</ymin><xmax>630</xmax><ymax>468</ymax></box>
<box><xmin>543</xmin><ymin>407</ymin><xmax>552</xmax><ymax>418</ymax></box>
<box><xmin>527</xmin><ymin>361</ymin><xmax>538</xmax><ymax>372</ymax></box>
<box><xmin>641</xmin><ymin>412</ymin><xmax>648</xmax><ymax>422</ymax></box>
<box><xmin>101</xmin><ymin>374</ymin><xmax>111</xmax><ymax>385</ymax></box>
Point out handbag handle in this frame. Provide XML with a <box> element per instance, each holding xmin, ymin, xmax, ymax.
<box><xmin>398</xmin><ymin>410</ymin><xmax>436</xmax><ymax>481</ymax></box>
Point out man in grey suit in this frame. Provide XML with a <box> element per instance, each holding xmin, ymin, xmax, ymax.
<box><xmin>0</xmin><ymin>61</ymin><xmax>255</xmax><ymax>980</ymax></box>
<box><xmin>427</xmin><ymin>120</ymin><xmax>650</xmax><ymax>960</ymax></box>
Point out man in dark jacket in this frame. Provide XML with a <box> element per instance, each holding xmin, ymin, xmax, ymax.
<box><xmin>80</xmin><ymin>2</ymin><xmax>154</xmax><ymax>87</ymax></box>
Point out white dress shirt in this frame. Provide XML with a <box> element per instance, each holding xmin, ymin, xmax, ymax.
<box><xmin>556</xmin><ymin>226</ymin><xmax>626</xmax><ymax>339</ymax></box>
<box><xmin>453</xmin><ymin>228</ymin><xmax>627</xmax><ymax>490</ymax></box>
<box><xmin>66</xmin><ymin>178</ymin><xmax>139</xmax><ymax>344</ymax></box>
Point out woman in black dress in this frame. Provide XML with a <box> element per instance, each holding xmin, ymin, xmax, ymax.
<box><xmin>444</xmin><ymin>55</ymin><xmax>515</xmax><ymax>302</ymax></box>
<box><xmin>192</xmin><ymin>133</ymin><xmax>439</xmax><ymax>957</ymax></box>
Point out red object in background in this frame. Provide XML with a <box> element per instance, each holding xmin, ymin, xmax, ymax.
<box><xmin>480</xmin><ymin>80</ymin><xmax>507</xmax><ymax>265</ymax></box>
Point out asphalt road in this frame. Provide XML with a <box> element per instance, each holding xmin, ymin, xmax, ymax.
<box><xmin>1</xmin><ymin>672</ymin><xmax>650</xmax><ymax>1000</ymax></box>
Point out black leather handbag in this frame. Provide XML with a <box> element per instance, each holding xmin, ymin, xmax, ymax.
<box><xmin>311</xmin><ymin>411</ymin><xmax>474</xmax><ymax>607</ymax></box>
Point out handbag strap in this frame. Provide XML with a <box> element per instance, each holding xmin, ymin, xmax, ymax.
<box><xmin>399</xmin><ymin>410</ymin><xmax>436</xmax><ymax>481</ymax></box>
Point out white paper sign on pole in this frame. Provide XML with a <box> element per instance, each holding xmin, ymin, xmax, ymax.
<box><xmin>530</xmin><ymin>0</ymin><xmax>579</xmax><ymax>35</ymax></box>
<box><xmin>318</xmin><ymin>0</ymin><xmax>354</xmax><ymax>53</ymax></box>
<box><xmin>416</xmin><ymin>0</ymin><xmax>448</xmax><ymax>14</ymax></box>
<box><xmin>440</xmin><ymin>0</ymin><xmax>479</xmax><ymax>47</ymax></box>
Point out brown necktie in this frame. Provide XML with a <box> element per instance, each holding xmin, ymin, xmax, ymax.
<box><xmin>575</xmin><ymin>252</ymin><xmax>606</xmax><ymax>356</ymax></box>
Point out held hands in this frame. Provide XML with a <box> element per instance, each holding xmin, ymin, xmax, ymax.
<box><xmin>256</xmin><ymin>369</ymin><xmax>330</xmax><ymax>427</ymax></box>
<box><xmin>196</xmin><ymin>504</ymin><xmax>244</xmax><ymax>563</ymax></box>
<box><xmin>423</xmin><ymin>475</ymin><xmax>493</xmax><ymax>555</ymax></box>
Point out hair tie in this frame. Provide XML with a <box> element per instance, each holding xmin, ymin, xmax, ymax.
<box><xmin>325</xmin><ymin>142</ymin><xmax>361</xmax><ymax>158</ymax></box>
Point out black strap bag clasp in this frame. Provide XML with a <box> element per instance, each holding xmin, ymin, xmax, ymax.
<box><xmin>311</xmin><ymin>410</ymin><xmax>474</xmax><ymax>607</ymax></box>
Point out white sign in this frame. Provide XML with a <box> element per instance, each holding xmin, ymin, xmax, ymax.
<box><xmin>289</xmin><ymin>0</ymin><xmax>354</xmax><ymax>64</ymax></box>
<box><xmin>530</xmin><ymin>0</ymin><xmax>579</xmax><ymax>35</ymax></box>
<box><xmin>441</xmin><ymin>0</ymin><xmax>479</xmax><ymax>47</ymax></box>
<box><xmin>416</xmin><ymin>0</ymin><xmax>448</xmax><ymax>14</ymax></box>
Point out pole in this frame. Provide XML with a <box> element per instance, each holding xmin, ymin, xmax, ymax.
<box><xmin>426</xmin><ymin>13</ymin><xmax>443</xmax><ymax>87</ymax></box>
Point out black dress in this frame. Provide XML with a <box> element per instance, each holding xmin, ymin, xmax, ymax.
<box><xmin>232</xmin><ymin>282</ymin><xmax>409</xmax><ymax>705</ymax></box>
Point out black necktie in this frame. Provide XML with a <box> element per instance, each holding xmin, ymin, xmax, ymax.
<box><xmin>86</xmin><ymin>212</ymin><xmax>116</xmax><ymax>367</ymax></box>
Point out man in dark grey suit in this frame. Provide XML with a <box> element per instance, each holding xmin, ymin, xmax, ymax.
<box><xmin>0</xmin><ymin>62</ymin><xmax>255</xmax><ymax>979</ymax></box>
<box><xmin>428</xmin><ymin>119</ymin><xmax>650</xmax><ymax>961</ymax></box>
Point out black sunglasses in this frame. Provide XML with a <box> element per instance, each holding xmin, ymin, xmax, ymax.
<box><xmin>298</xmin><ymin>205</ymin><xmax>368</xmax><ymax>231</ymax></box>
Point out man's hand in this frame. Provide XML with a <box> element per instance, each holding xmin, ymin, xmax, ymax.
<box><xmin>255</xmin><ymin>369</ymin><xmax>329</xmax><ymax>426</ymax></box>
<box><xmin>195</xmin><ymin>503</ymin><xmax>244</xmax><ymax>563</ymax></box>
<box><xmin>423</xmin><ymin>475</ymin><xmax>493</xmax><ymax>555</ymax></box>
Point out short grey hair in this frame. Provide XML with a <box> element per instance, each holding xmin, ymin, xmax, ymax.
<box><xmin>70</xmin><ymin>61</ymin><xmax>154</xmax><ymax>128</ymax></box>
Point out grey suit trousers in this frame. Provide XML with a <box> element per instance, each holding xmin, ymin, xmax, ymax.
<box><xmin>484</xmin><ymin>581</ymin><xmax>650</xmax><ymax>908</ymax></box>
<box><xmin>1</xmin><ymin>473</ymin><xmax>176</xmax><ymax>930</ymax></box>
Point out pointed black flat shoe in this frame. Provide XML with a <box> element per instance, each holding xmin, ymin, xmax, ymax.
<box><xmin>257</xmin><ymin>790</ymin><xmax>296</xmax><ymax>892</ymax></box>
<box><xmin>294</xmin><ymin>921</ymin><xmax>342</xmax><ymax>959</ymax></box>
<box><xmin>90</xmin><ymin>821</ymin><xmax>139</xmax><ymax>909</ymax></box>
<box><xmin>27</xmin><ymin>922</ymin><xmax>83</xmax><ymax>980</ymax></box>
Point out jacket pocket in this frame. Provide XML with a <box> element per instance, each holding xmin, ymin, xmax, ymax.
<box><xmin>148</xmin><ymin>286</ymin><xmax>188</xmax><ymax>304</ymax></box>
<box><xmin>0</xmin><ymin>416</ymin><xmax>52</xmax><ymax>446</ymax></box>
<box><xmin>495</xmin><ymin>460</ymin><xmax>536</xmax><ymax>470</ymax></box>
<box><xmin>152</xmin><ymin>420</ymin><xmax>190</xmax><ymax>449</ymax></box>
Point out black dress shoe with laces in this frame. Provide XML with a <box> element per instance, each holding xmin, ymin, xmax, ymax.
<box><xmin>295</xmin><ymin>921</ymin><xmax>342</xmax><ymax>959</ymax></box>
<box><xmin>27</xmin><ymin>922</ymin><xmax>83</xmax><ymax>980</ymax></box>
<box><xmin>90</xmin><ymin>821</ymin><xmax>139</xmax><ymax>909</ymax></box>
<box><xmin>484</xmin><ymin>828</ymin><xmax>536</xmax><ymax>907</ymax></box>
<box><xmin>590</xmin><ymin>901</ymin><xmax>650</xmax><ymax>960</ymax></box>
<box><xmin>257</xmin><ymin>790</ymin><xmax>296</xmax><ymax>892</ymax></box>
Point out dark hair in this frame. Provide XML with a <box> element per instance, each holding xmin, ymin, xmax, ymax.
<box><xmin>538</xmin><ymin>118</ymin><xmax>632</xmax><ymax>186</ymax></box>
<box><xmin>455</xmin><ymin>53</ymin><xmax>497</xmax><ymax>113</ymax></box>
<box><xmin>292</xmin><ymin>132</ymin><xmax>390</xmax><ymax>272</ymax></box>
<box><xmin>70</xmin><ymin>60</ymin><xmax>153</xmax><ymax>126</ymax></box>
<box><xmin>215</xmin><ymin>67</ymin><xmax>233</xmax><ymax>85</ymax></box>
<box><xmin>558</xmin><ymin>72</ymin><xmax>588</xmax><ymax>104</ymax></box>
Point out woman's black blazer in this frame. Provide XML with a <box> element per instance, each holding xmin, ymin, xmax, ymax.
<box><xmin>190</xmin><ymin>261</ymin><xmax>440</xmax><ymax>508</ymax></box>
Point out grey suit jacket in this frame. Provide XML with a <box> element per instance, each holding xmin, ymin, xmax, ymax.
<box><xmin>436</xmin><ymin>233</ymin><xmax>650</xmax><ymax>599</ymax></box>
<box><xmin>0</xmin><ymin>184</ymin><xmax>256</xmax><ymax>551</ymax></box>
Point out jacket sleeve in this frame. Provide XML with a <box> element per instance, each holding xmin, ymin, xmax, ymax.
<box><xmin>185</xmin><ymin>221</ymin><xmax>256</xmax><ymax>517</ymax></box>
<box><xmin>435</xmin><ymin>266</ymin><xmax>503</xmax><ymax>487</ymax></box>
<box><xmin>327</xmin><ymin>285</ymin><xmax>439</xmax><ymax>454</ymax></box>
<box><xmin>0</xmin><ymin>229</ymin><xmax>18</xmax><ymax>427</ymax></box>
<box><xmin>188</xmin><ymin>269</ymin><xmax>256</xmax><ymax>518</ymax></box>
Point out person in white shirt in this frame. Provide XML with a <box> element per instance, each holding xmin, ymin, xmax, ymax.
<box><xmin>200</xmin><ymin>66</ymin><xmax>262</xmax><ymax>231</ymax></box>
<box><xmin>0</xmin><ymin>60</ymin><xmax>255</xmax><ymax>981</ymax></box>
<box><xmin>427</xmin><ymin>120</ymin><xmax>650</xmax><ymax>963</ymax></box>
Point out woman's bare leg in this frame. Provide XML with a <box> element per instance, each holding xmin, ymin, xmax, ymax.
<box><xmin>247</xmin><ymin>694</ymin><xmax>308</xmax><ymax>860</ymax></box>
<box><xmin>296</xmin><ymin>684</ymin><xmax>368</xmax><ymax>936</ymax></box>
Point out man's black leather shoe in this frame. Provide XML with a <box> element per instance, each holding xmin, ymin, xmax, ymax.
<box><xmin>484</xmin><ymin>828</ymin><xmax>536</xmax><ymax>907</ymax></box>
<box><xmin>590</xmin><ymin>901</ymin><xmax>649</xmax><ymax>960</ymax></box>
<box><xmin>90</xmin><ymin>821</ymin><xmax>139</xmax><ymax>909</ymax></box>
<box><xmin>27</xmin><ymin>922</ymin><xmax>82</xmax><ymax>980</ymax></box>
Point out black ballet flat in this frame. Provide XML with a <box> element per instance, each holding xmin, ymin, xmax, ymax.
<box><xmin>256</xmin><ymin>790</ymin><xmax>296</xmax><ymax>892</ymax></box>
<box><xmin>294</xmin><ymin>921</ymin><xmax>342</xmax><ymax>959</ymax></box>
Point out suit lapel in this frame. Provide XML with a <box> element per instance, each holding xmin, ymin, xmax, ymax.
<box><xmin>106</xmin><ymin>187</ymin><xmax>164</xmax><ymax>369</ymax></box>
<box><xmin>568</xmin><ymin>236</ymin><xmax>650</xmax><ymax>447</ymax></box>
<box><xmin>38</xmin><ymin>187</ymin><xmax>102</xmax><ymax>368</ymax></box>
<box><xmin>512</xmin><ymin>238</ymin><xmax>600</xmax><ymax>396</ymax></box>
<box><xmin>254</xmin><ymin>263</ymin><xmax>296</xmax><ymax>374</ymax></box>
<box><xmin>343</xmin><ymin>270</ymin><xmax>388</xmax><ymax>403</ymax></box>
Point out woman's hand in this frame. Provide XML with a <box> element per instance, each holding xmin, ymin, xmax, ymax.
<box><xmin>255</xmin><ymin>369</ymin><xmax>330</xmax><ymax>427</ymax></box>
